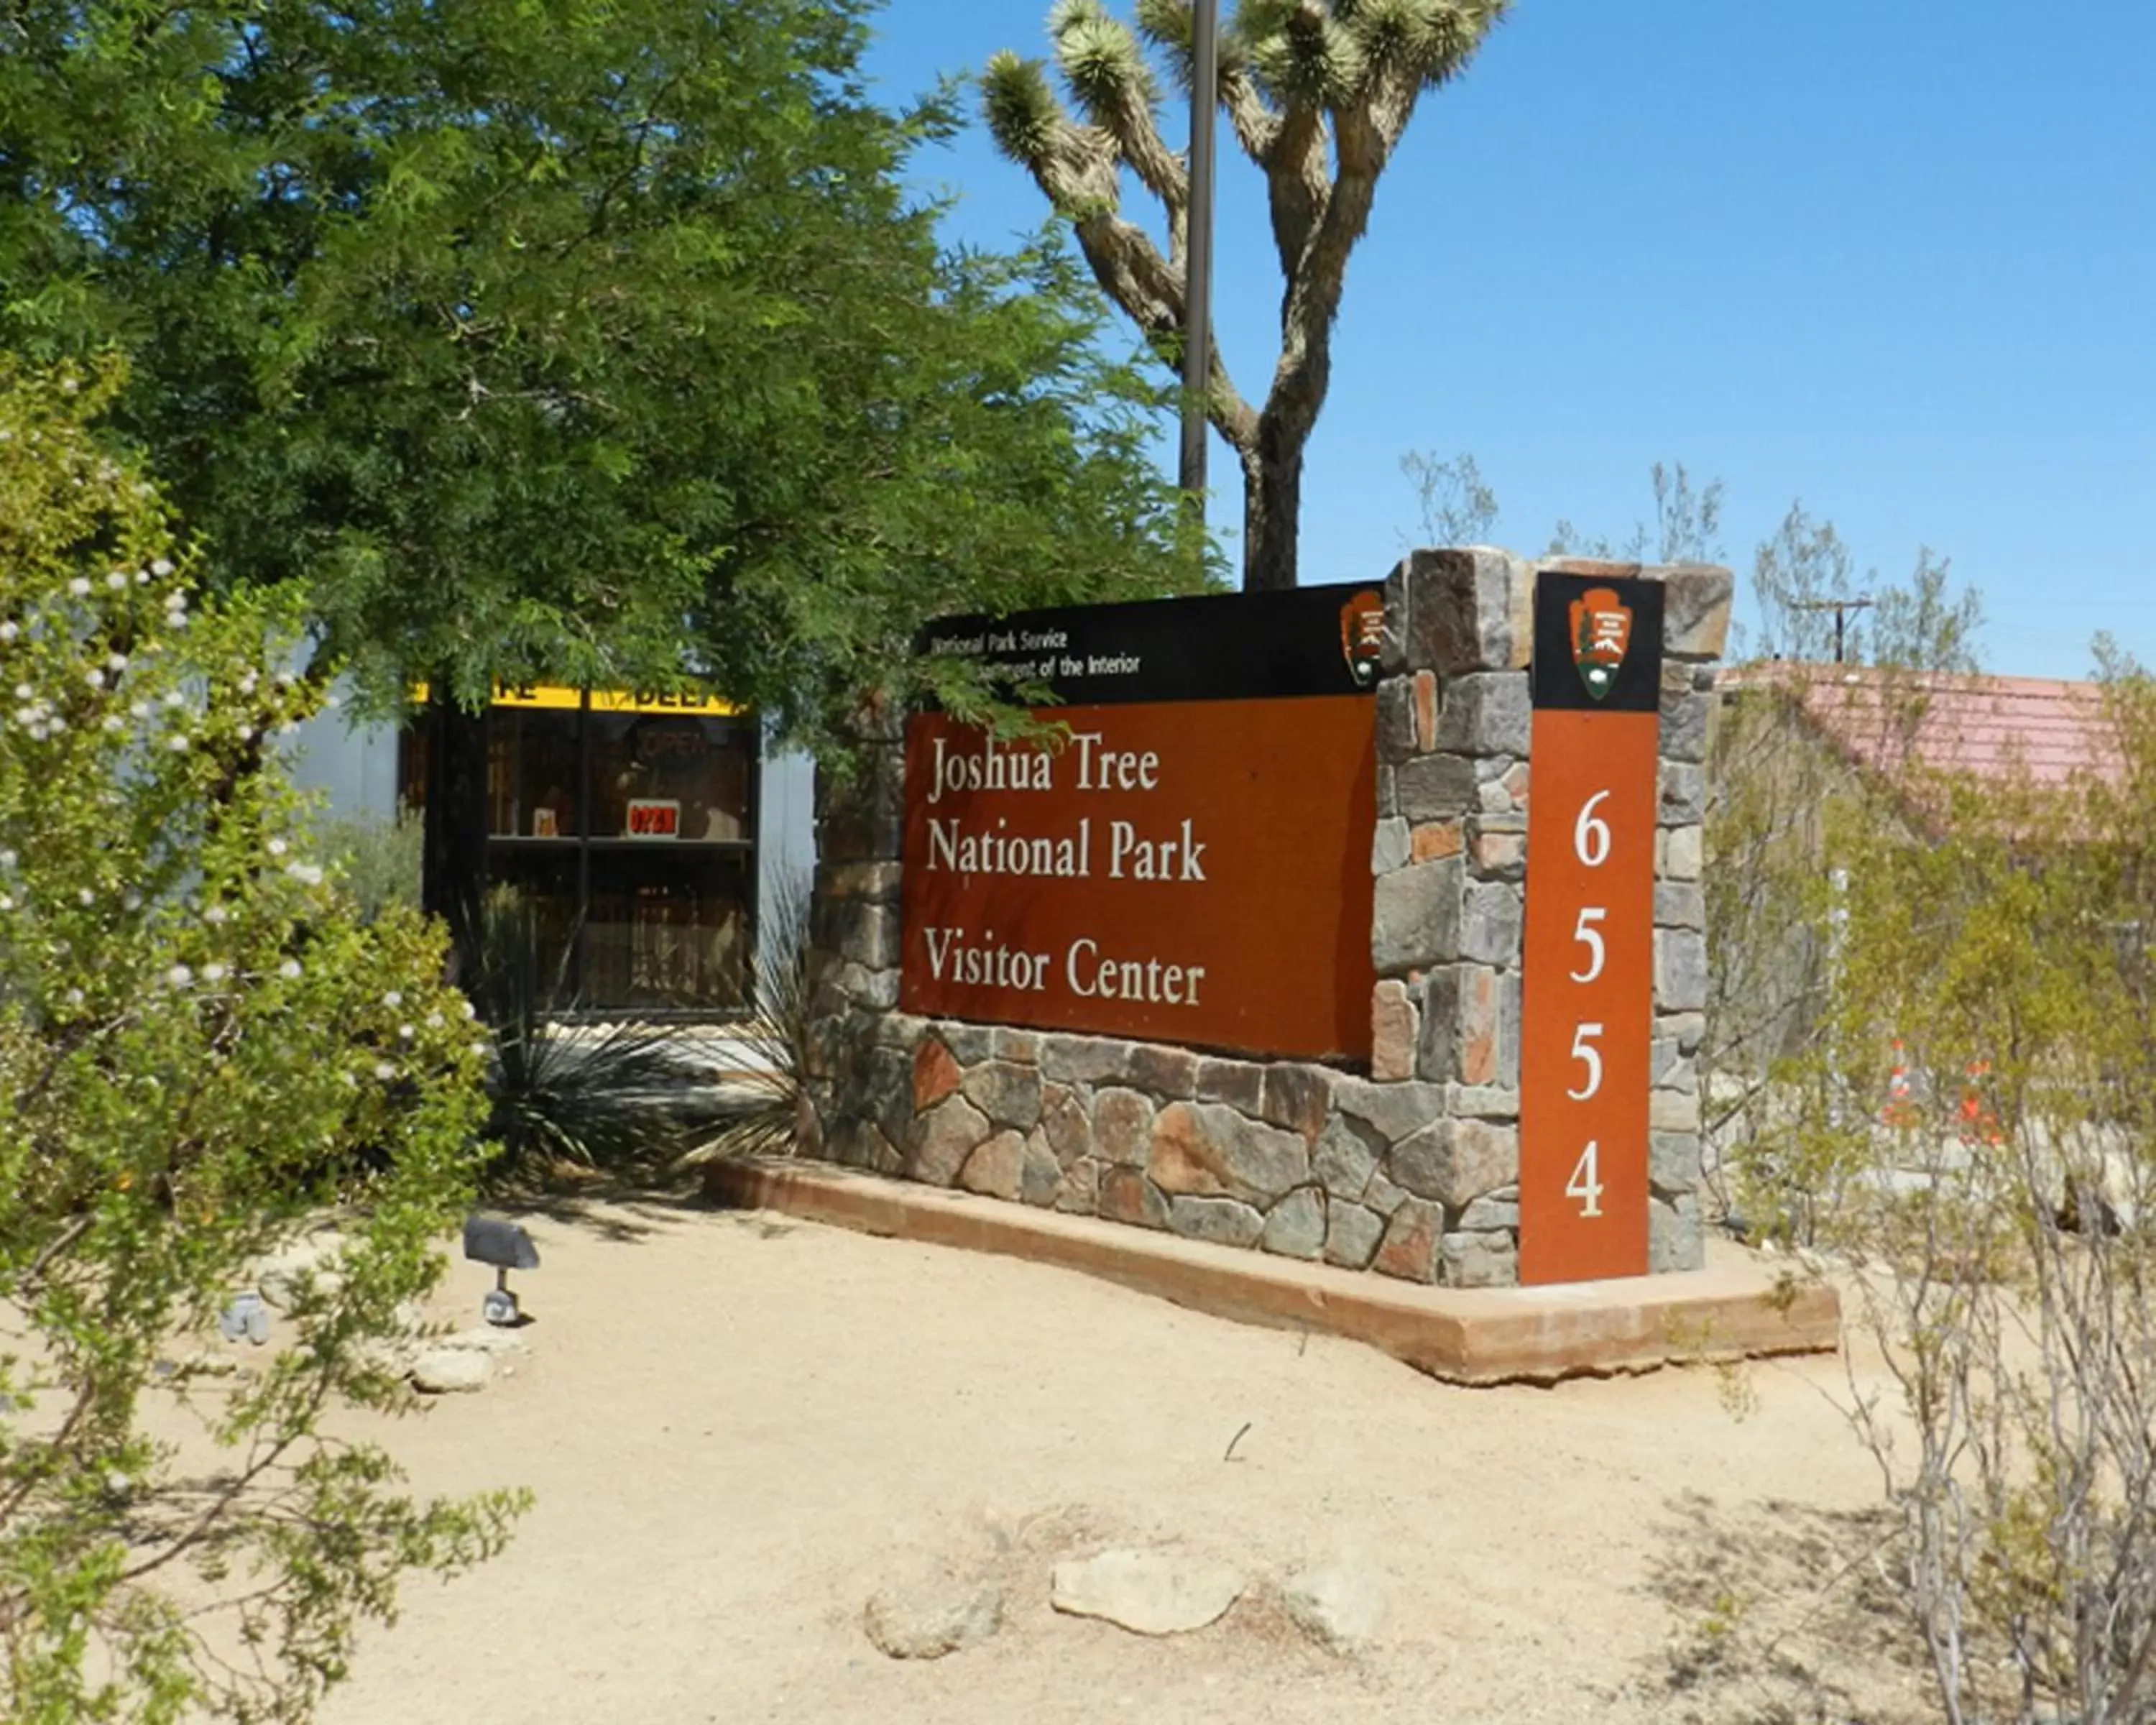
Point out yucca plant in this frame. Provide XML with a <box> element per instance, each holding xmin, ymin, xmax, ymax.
<box><xmin>678</xmin><ymin>866</ymin><xmax>814</xmax><ymax>1165</ymax></box>
<box><xmin>466</xmin><ymin>888</ymin><xmax>694</xmax><ymax>1184</ymax></box>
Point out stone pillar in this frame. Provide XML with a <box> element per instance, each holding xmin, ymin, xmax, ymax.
<box><xmin>1366</xmin><ymin>549</ymin><xmax>1531</xmax><ymax>1286</ymax></box>
<box><xmin>800</xmin><ymin>699</ymin><xmax>908</xmax><ymax>1172</ymax></box>
<box><xmin>1364</xmin><ymin>550</ymin><xmax>1732</xmax><ymax>1282</ymax></box>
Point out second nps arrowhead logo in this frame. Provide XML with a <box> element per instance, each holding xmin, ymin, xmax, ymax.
<box><xmin>1568</xmin><ymin>586</ymin><xmax>1634</xmax><ymax>701</ymax></box>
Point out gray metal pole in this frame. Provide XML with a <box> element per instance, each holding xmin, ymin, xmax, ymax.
<box><xmin>1178</xmin><ymin>0</ymin><xmax>1220</xmax><ymax>506</ymax></box>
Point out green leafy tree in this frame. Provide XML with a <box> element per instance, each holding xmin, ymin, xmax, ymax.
<box><xmin>0</xmin><ymin>359</ymin><xmax>524</xmax><ymax>1722</ymax></box>
<box><xmin>985</xmin><ymin>0</ymin><xmax>1508</xmax><ymax>591</ymax></box>
<box><xmin>2</xmin><ymin>0</ymin><xmax>1207</xmax><ymax>962</ymax></box>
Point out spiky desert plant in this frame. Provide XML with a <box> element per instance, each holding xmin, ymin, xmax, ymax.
<box><xmin>984</xmin><ymin>0</ymin><xmax>1507</xmax><ymax>591</ymax></box>
<box><xmin>466</xmin><ymin>888</ymin><xmax>694</xmax><ymax>1183</ymax></box>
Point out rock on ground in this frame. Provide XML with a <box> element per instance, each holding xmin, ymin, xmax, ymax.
<box><xmin>1049</xmin><ymin>1547</ymin><xmax>1245</xmax><ymax>1637</ymax></box>
<box><xmin>409</xmin><ymin>1348</ymin><xmax>493</xmax><ymax>1394</ymax></box>
<box><xmin>862</xmin><ymin>1576</ymin><xmax>1003</xmax><ymax>1661</ymax></box>
<box><xmin>1280</xmin><ymin>1558</ymin><xmax>1386</xmax><ymax>1653</ymax></box>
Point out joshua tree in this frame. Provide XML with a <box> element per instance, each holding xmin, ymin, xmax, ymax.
<box><xmin>985</xmin><ymin>0</ymin><xmax>1507</xmax><ymax>590</ymax></box>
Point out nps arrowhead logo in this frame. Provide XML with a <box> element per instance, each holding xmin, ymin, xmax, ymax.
<box><xmin>1338</xmin><ymin>589</ymin><xmax>1385</xmax><ymax>686</ymax></box>
<box><xmin>1568</xmin><ymin>587</ymin><xmax>1634</xmax><ymax>701</ymax></box>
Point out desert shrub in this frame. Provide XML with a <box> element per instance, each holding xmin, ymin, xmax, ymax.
<box><xmin>0</xmin><ymin>356</ymin><xmax>524</xmax><ymax>1723</ymax></box>
<box><xmin>310</xmin><ymin>806</ymin><xmax>424</xmax><ymax>924</ymax></box>
<box><xmin>686</xmin><ymin>864</ymin><xmax>812</xmax><ymax>1164</ymax></box>
<box><xmin>465</xmin><ymin>887</ymin><xmax>699</xmax><ymax>1185</ymax></box>
<box><xmin>1772</xmin><ymin>667</ymin><xmax>2156</xmax><ymax>1725</ymax></box>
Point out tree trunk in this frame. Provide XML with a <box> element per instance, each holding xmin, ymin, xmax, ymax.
<box><xmin>421</xmin><ymin>685</ymin><xmax>490</xmax><ymax>987</ymax></box>
<box><xmin>1240</xmin><ymin>421</ymin><xmax>1304</xmax><ymax>592</ymax></box>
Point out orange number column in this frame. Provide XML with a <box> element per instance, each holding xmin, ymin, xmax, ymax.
<box><xmin>1519</xmin><ymin>574</ymin><xmax>1665</xmax><ymax>1286</ymax></box>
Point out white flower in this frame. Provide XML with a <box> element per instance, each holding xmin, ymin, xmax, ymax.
<box><xmin>101</xmin><ymin>715</ymin><xmax>124</xmax><ymax>733</ymax></box>
<box><xmin>373</xmin><ymin>1061</ymin><xmax>396</xmax><ymax>1081</ymax></box>
<box><xmin>166</xmin><ymin>963</ymin><xmax>193</xmax><ymax>988</ymax></box>
<box><xmin>162</xmin><ymin>691</ymin><xmax>186</xmax><ymax>710</ymax></box>
<box><xmin>64</xmin><ymin>988</ymin><xmax>83</xmax><ymax>1008</ymax></box>
<box><xmin>106</xmin><ymin>571</ymin><xmax>128</xmax><ymax>591</ymax></box>
<box><xmin>150</xmin><ymin>558</ymin><xmax>173</xmax><ymax>577</ymax></box>
<box><xmin>129</xmin><ymin>701</ymin><xmax>149</xmax><ymax>719</ymax></box>
<box><xmin>122</xmin><ymin>891</ymin><xmax>142</xmax><ymax>911</ymax></box>
<box><xmin>267</xmin><ymin>837</ymin><xmax>288</xmax><ymax>857</ymax></box>
<box><xmin>162</xmin><ymin>590</ymin><xmax>185</xmax><ymax>612</ymax></box>
<box><xmin>425</xmin><ymin>1011</ymin><xmax>444</xmax><ymax>1029</ymax></box>
<box><xmin>285</xmin><ymin>862</ymin><xmax>323</xmax><ymax>887</ymax></box>
<box><xmin>235</xmin><ymin>724</ymin><xmax>254</xmax><ymax>742</ymax></box>
<box><xmin>67</xmin><ymin>576</ymin><xmax>91</xmax><ymax>597</ymax></box>
<box><xmin>167</xmin><ymin>734</ymin><xmax>189</xmax><ymax>753</ymax></box>
<box><xmin>397</xmin><ymin>1024</ymin><xmax>414</xmax><ymax>1040</ymax></box>
<box><xmin>203</xmin><ymin>903</ymin><xmax>227</xmax><ymax>924</ymax></box>
<box><xmin>340</xmin><ymin>1070</ymin><xmax>357</xmax><ymax>1087</ymax></box>
<box><xmin>381</xmin><ymin>990</ymin><xmax>403</xmax><ymax>1008</ymax></box>
<box><xmin>43</xmin><ymin>716</ymin><xmax>63</xmax><ymax>734</ymax></box>
<box><xmin>239</xmin><ymin>671</ymin><xmax>258</xmax><ymax>694</ymax></box>
<box><xmin>84</xmin><ymin>668</ymin><xmax>103</xmax><ymax>689</ymax></box>
<box><xmin>279</xmin><ymin>959</ymin><xmax>302</xmax><ymax>980</ymax></box>
<box><xmin>275</xmin><ymin>671</ymin><xmax>295</xmax><ymax>688</ymax></box>
<box><xmin>469</xmin><ymin>1041</ymin><xmax>489</xmax><ymax>1058</ymax></box>
<box><xmin>201</xmin><ymin>962</ymin><xmax>227</xmax><ymax>983</ymax></box>
<box><xmin>134</xmin><ymin>569</ymin><xmax>150</xmax><ymax>585</ymax></box>
<box><xmin>11</xmin><ymin>685</ymin><xmax>29</xmax><ymax>702</ymax></box>
<box><xmin>76</xmin><ymin>888</ymin><xmax>93</xmax><ymax>906</ymax></box>
<box><xmin>107</xmin><ymin>653</ymin><xmax>126</xmax><ymax>672</ymax></box>
<box><xmin>461</xmin><ymin>999</ymin><xmax>476</xmax><ymax>1019</ymax></box>
<box><xmin>0</xmin><ymin>622</ymin><xmax>14</xmax><ymax>644</ymax></box>
<box><xmin>0</xmin><ymin>896</ymin><xmax>14</xmax><ymax>913</ymax></box>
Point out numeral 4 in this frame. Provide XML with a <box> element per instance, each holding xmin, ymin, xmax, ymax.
<box><xmin>1566</xmin><ymin>1141</ymin><xmax>1605</xmax><ymax>1218</ymax></box>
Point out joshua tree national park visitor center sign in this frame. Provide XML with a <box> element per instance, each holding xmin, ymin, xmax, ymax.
<box><xmin>902</xmin><ymin>586</ymin><xmax>1383</xmax><ymax>1062</ymax></box>
<box><xmin>797</xmin><ymin>551</ymin><xmax>1733</xmax><ymax>1292</ymax></box>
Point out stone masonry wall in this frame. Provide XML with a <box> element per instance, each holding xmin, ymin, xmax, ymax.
<box><xmin>798</xmin><ymin>550</ymin><xmax>1732</xmax><ymax>1287</ymax></box>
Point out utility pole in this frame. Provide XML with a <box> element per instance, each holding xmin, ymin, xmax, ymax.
<box><xmin>1177</xmin><ymin>0</ymin><xmax>1219</xmax><ymax>517</ymax></box>
<box><xmin>1793</xmin><ymin>596</ymin><xmax>1874</xmax><ymax>664</ymax></box>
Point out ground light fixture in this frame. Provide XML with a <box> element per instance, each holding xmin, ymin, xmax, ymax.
<box><xmin>462</xmin><ymin>1214</ymin><xmax>540</xmax><ymax>1326</ymax></box>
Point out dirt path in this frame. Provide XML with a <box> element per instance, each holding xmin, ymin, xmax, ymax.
<box><xmin>316</xmin><ymin>1201</ymin><xmax>1927</xmax><ymax>1725</ymax></box>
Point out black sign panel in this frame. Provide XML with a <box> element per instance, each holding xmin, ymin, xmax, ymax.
<box><xmin>1529</xmin><ymin>573</ymin><xmax>1666</xmax><ymax>714</ymax></box>
<box><xmin>919</xmin><ymin>582</ymin><xmax>1386</xmax><ymax>708</ymax></box>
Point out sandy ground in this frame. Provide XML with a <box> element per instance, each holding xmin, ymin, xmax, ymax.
<box><xmin>303</xmin><ymin>1198</ymin><xmax>1934</xmax><ymax>1725</ymax></box>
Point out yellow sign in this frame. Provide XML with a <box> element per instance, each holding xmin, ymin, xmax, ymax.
<box><xmin>413</xmin><ymin>682</ymin><xmax>740</xmax><ymax>717</ymax></box>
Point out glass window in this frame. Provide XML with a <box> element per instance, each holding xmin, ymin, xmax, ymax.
<box><xmin>484</xmin><ymin>847</ymin><xmax>581</xmax><ymax>1000</ymax></box>
<box><xmin>487</xmin><ymin>709</ymin><xmax>581</xmax><ymax>839</ymax></box>
<box><xmin>588</xmin><ymin>714</ymin><xmax>752</xmax><ymax>844</ymax></box>
<box><xmin>583</xmin><ymin>850</ymin><xmax>751</xmax><ymax>1011</ymax></box>
<box><xmin>418</xmin><ymin>693</ymin><xmax>763</xmax><ymax>1016</ymax></box>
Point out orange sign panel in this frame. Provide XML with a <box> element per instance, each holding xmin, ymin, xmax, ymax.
<box><xmin>1519</xmin><ymin>574</ymin><xmax>1665</xmax><ymax>1285</ymax></box>
<box><xmin>901</xmin><ymin>697</ymin><xmax>1376</xmax><ymax>1059</ymax></box>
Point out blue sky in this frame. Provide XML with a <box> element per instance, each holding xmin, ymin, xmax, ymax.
<box><xmin>863</xmin><ymin>0</ymin><xmax>2152</xmax><ymax>678</ymax></box>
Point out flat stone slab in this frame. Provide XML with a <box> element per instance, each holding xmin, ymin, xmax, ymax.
<box><xmin>703</xmin><ymin>1157</ymin><xmax>1840</xmax><ymax>1387</ymax></box>
<box><xmin>1050</xmin><ymin>1549</ymin><xmax>1245</xmax><ymax>1636</ymax></box>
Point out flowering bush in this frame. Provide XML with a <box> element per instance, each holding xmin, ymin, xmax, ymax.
<box><xmin>0</xmin><ymin>357</ymin><xmax>522</xmax><ymax>1722</ymax></box>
